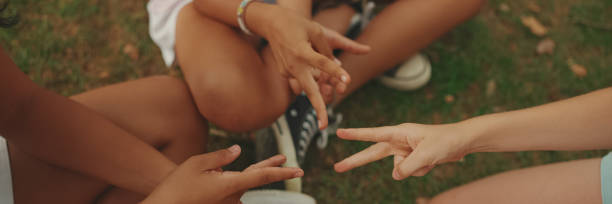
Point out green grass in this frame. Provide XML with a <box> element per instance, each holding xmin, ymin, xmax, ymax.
<box><xmin>1</xmin><ymin>0</ymin><xmax>611</xmax><ymax>203</ymax></box>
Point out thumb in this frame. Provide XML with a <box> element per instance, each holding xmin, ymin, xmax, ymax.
<box><xmin>393</xmin><ymin>149</ymin><xmax>430</xmax><ymax>180</ymax></box>
<box><xmin>325</xmin><ymin>28</ymin><xmax>371</xmax><ymax>54</ymax></box>
<box><xmin>187</xmin><ymin>145</ymin><xmax>241</xmax><ymax>170</ymax></box>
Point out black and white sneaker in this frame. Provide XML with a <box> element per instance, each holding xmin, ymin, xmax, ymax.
<box><xmin>281</xmin><ymin>95</ymin><xmax>342</xmax><ymax>166</ymax></box>
<box><xmin>254</xmin><ymin>95</ymin><xmax>342</xmax><ymax>192</ymax></box>
<box><xmin>255</xmin><ymin>94</ymin><xmax>342</xmax><ymax>192</ymax></box>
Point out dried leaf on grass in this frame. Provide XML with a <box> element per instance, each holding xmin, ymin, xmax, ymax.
<box><xmin>521</xmin><ymin>16</ymin><xmax>548</xmax><ymax>36</ymax></box>
<box><xmin>567</xmin><ymin>59</ymin><xmax>587</xmax><ymax>78</ymax></box>
<box><xmin>536</xmin><ymin>38</ymin><xmax>555</xmax><ymax>55</ymax></box>
<box><xmin>98</xmin><ymin>71</ymin><xmax>110</xmax><ymax>79</ymax></box>
<box><xmin>123</xmin><ymin>43</ymin><xmax>139</xmax><ymax>61</ymax></box>
<box><xmin>499</xmin><ymin>3</ymin><xmax>510</xmax><ymax>12</ymax></box>
<box><xmin>444</xmin><ymin>94</ymin><xmax>455</xmax><ymax>103</ymax></box>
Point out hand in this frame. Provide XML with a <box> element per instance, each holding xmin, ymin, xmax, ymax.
<box><xmin>255</xmin><ymin>6</ymin><xmax>370</xmax><ymax>129</ymax></box>
<box><xmin>287</xmin><ymin>26</ymin><xmax>371</xmax><ymax>104</ymax></box>
<box><xmin>142</xmin><ymin>145</ymin><xmax>304</xmax><ymax>204</ymax></box>
<box><xmin>333</xmin><ymin>123</ymin><xmax>474</xmax><ymax>180</ymax></box>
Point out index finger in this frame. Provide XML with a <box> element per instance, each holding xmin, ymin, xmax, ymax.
<box><xmin>324</xmin><ymin>27</ymin><xmax>371</xmax><ymax>54</ymax></box>
<box><xmin>295</xmin><ymin>69</ymin><xmax>328</xmax><ymax>129</ymax></box>
<box><xmin>336</xmin><ymin>126</ymin><xmax>402</xmax><ymax>143</ymax></box>
<box><xmin>229</xmin><ymin>167</ymin><xmax>304</xmax><ymax>191</ymax></box>
<box><xmin>334</xmin><ymin>142</ymin><xmax>392</xmax><ymax>173</ymax></box>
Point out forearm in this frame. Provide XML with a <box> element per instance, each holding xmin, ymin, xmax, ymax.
<box><xmin>465</xmin><ymin>87</ymin><xmax>612</xmax><ymax>153</ymax></box>
<box><xmin>277</xmin><ymin>0</ymin><xmax>311</xmax><ymax>18</ymax></box>
<box><xmin>192</xmin><ymin>0</ymin><xmax>279</xmax><ymax>36</ymax></box>
<box><xmin>0</xmin><ymin>51</ymin><xmax>175</xmax><ymax>195</ymax></box>
<box><xmin>4</xmin><ymin>89</ymin><xmax>176</xmax><ymax>194</ymax></box>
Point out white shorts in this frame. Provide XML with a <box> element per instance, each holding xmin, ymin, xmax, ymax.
<box><xmin>147</xmin><ymin>0</ymin><xmax>276</xmax><ymax>68</ymax></box>
<box><xmin>147</xmin><ymin>0</ymin><xmax>193</xmax><ymax>67</ymax></box>
<box><xmin>0</xmin><ymin>136</ymin><xmax>14</xmax><ymax>204</ymax></box>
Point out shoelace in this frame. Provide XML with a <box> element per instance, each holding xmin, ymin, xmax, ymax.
<box><xmin>296</xmin><ymin>109</ymin><xmax>319</xmax><ymax>158</ymax></box>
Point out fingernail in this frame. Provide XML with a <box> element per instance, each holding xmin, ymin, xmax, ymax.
<box><xmin>341</xmin><ymin>75</ymin><xmax>348</xmax><ymax>83</ymax></box>
<box><xmin>228</xmin><ymin>145</ymin><xmax>240</xmax><ymax>154</ymax></box>
<box><xmin>334</xmin><ymin>58</ymin><xmax>342</xmax><ymax>65</ymax></box>
<box><xmin>393</xmin><ymin>170</ymin><xmax>400</xmax><ymax>180</ymax></box>
<box><xmin>318</xmin><ymin>120</ymin><xmax>322</xmax><ymax>128</ymax></box>
<box><xmin>294</xmin><ymin>170</ymin><xmax>304</xmax><ymax>177</ymax></box>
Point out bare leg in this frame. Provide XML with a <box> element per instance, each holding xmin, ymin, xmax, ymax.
<box><xmin>314</xmin><ymin>0</ymin><xmax>485</xmax><ymax>103</ymax></box>
<box><xmin>9</xmin><ymin>76</ymin><xmax>207</xmax><ymax>203</ymax></box>
<box><xmin>431</xmin><ymin>158</ymin><xmax>602</xmax><ymax>204</ymax></box>
<box><xmin>175</xmin><ymin>0</ymin><xmax>483</xmax><ymax>132</ymax></box>
<box><xmin>175</xmin><ymin>3</ymin><xmax>291</xmax><ymax>133</ymax></box>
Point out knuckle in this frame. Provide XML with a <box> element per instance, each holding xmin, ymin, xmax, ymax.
<box><xmin>314</xmin><ymin>26</ymin><xmax>325</xmax><ymax>38</ymax></box>
<box><xmin>285</xmin><ymin>64</ymin><xmax>296</xmax><ymax>72</ymax></box>
<box><xmin>316</xmin><ymin>57</ymin><xmax>330</xmax><ymax>67</ymax></box>
<box><xmin>293</xmin><ymin>47</ymin><xmax>309</xmax><ymax>58</ymax></box>
<box><xmin>262</xmin><ymin>173</ymin><xmax>273</xmax><ymax>184</ymax></box>
<box><xmin>253</xmin><ymin>169</ymin><xmax>270</xmax><ymax>184</ymax></box>
<box><xmin>310</xmin><ymin>23</ymin><xmax>323</xmax><ymax>35</ymax></box>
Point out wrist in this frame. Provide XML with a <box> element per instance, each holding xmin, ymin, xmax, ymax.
<box><xmin>243</xmin><ymin>2</ymin><xmax>281</xmax><ymax>37</ymax></box>
<box><xmin>455</xmin><ymin>116</ymin><xmax>493</xmax><ymax>154</ymax></box>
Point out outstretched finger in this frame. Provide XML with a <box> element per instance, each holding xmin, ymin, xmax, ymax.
<box><xmin>334</xmin><ymin>142</ymin><xmax>392</xmax><ymax>173</ymax></box>
<box><xmin>336</xmin><ymin>126</ymin><xmax>402</xmax><ymax>143</ymax></box>
<box><xmin>296</xmin><ymin>69</ymin><xmax>328</xmax><ymax>129</ymax></box>
<box><xmin>188</xmin><ymin>145</ymin><xmax>242</xmax><ymax>171</ymax></box>
<box><xmin>246</xmin><ymin>155</ymin><xmax>286</xmax><ymax>171</ymax></box>
<box><xmin>324</xmin><ymin>27</ymin><xmax>371</xmax><ymax>54</ymax></box>
<box><xmin>229</xmin><ymin>167</ymin><xmax>304</xmax><ymax>191</ymax></box>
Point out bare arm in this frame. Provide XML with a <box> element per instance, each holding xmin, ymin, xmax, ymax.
<box><xmin>335</xmin><ymin>87</ymin><xmax>612</xmax><ymax>179</ymax></box>
<box><xmin>0</xmin><ymin>49</ymin><xmax>175</xmax><ymax>195</ymax></box>
<box><xmin>467</xmin><ymin>87</ymin><xmax>612</xmax><ymax>152</ymax></box>
<box><xmin>192</xmin><ymin>0</ymin><xmax>277</xmax><ymax>36</ymax></box>
<box><xmin>276</xmin><ymin>0</ymin><xmax>312</xmax><ymax>18</ymax></box>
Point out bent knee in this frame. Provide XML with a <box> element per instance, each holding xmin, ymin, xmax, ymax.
<box><xmin>149</xmin><ymin>76</ymin><xmax>208</xmax><ymax>144</ymax></box>
<box><xmin>190</xmin><ymin>81</ymin><xmax>289</xmax><ymax>132</ymax></box>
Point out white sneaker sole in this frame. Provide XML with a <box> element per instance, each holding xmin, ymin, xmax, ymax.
<box><xmin>379</xmin><ymin>54</ymin><xmax>432</xmax><ymax>91</ymax></box>
<box><xmin>271</xmin><ymin>115</ymin><xmax>302</xmax><ymax>192</ymax></box>
<box><xmin>241</xmin><ymin>190</ymin><xmax>316</xmax><ymax>204</ymax></box>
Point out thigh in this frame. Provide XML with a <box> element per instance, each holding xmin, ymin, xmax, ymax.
<box><xmin>431</xmin><ymin>158</ymin><xmax>602</xmax><ymax>204</ymax></box>
<box><xmin>70</xmin><ymin>76</ymin><xmax>207</xmax><ymax>156</ymax></box>
<box><xmin>175</xmin><ymin>3</ymin><xmax>291</xmax><ymax>132</ymax></box>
